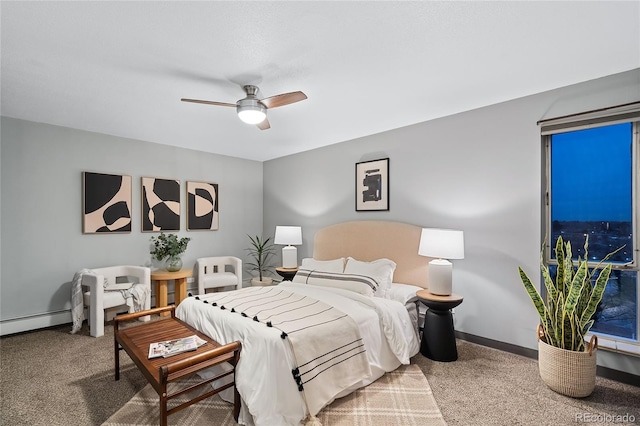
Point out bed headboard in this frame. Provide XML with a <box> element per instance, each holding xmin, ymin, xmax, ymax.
<box><xmin>312</xmin><ymin>221</ymin><xmax>430</xmax><ymax>288</ymax></box>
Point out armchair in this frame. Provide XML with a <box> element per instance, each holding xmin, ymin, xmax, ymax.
<box><xmin>81</xmin><ymin>265</ymin><xmax>151</xmax><ymax>337</ymax></box>
<box><xmin>197</xmin><ymin>256</ymin><xmax>242</xmax><ymax>295</ymax></box>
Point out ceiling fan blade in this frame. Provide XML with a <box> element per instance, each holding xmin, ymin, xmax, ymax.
<box><xmin>260</xmin><ymin>91</ymin><xmax>307</xmax><ymax>109</ymax></box>
<box><xmin>181</xmin><ymin>98</ymin><xmax>236</xmax><ymax>107</ymax></box>
<box><xmin>257</xmin><ymin>118</ymin><xmax>271</xmax><ymax>130</ymax></box>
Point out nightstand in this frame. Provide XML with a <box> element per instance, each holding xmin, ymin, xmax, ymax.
<box><xmin>275</xmin><ymin>266</ymin><xmax>298</xmax><ymax>281</ymax></box>
<box><xmin>416</xmin><ymin>289</ymin><xmax>463</xmax><ymax>362</ymax></box>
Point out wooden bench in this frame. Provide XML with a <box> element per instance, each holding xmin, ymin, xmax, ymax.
<box><xmin>114</xmin><ymin>306</ymin><xmax>242</xmax><ymax>425</ymax></box>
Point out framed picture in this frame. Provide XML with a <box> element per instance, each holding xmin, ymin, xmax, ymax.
<box><xmin>141</xmin><ymin>177</ymin><xmax>180</xmax><ymax>231</ymax></box>
<box><xmin>187</xmin><ymin>181</ymin><xmax>219</xmax><ymax>230</ymax></box>
<box><xmin>82</xmin><ymin>171</ymin><xmax>132</xmax><ymax>233</ymax></box>
<box><xmin>355</xmin><ymin>158</ymin><xmax>389</xmax><ymax>211</ymax></box>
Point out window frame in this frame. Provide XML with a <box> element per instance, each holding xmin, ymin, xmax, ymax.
<box><xmin>541</xmin><ymin>104</ymin><xmax>640</xmax><ymax>356</ymax></box>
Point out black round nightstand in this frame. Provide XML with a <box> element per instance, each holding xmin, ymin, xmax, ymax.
<box><xmin>416</xmin><ymin>289</ymin><xmax>463</xmax><ymax>362</ymax></box>
<box><xmin>275</xmin><ymin>267</ymin><xmax>298</xmax><ymax>281</ymax></box>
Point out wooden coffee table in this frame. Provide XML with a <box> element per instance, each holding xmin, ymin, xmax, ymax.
<box><xmin>114</xmin><ymin>306</ymin><xmax>242</xmax><ymax>426</ymax></box>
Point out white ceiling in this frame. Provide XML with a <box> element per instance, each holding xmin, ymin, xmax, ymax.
<box><xmin>2</xmin><ymin>1</ymin><xmax>639</xmax><ymax>161</ymax></box>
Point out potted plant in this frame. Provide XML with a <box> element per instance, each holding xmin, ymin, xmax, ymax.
<box><xmin>518</xmin><ymin>235</ymin><xmax>620</xmax><ymax>397</ymax></box>
<box><xmin>150</xmin><ymin>232</ymin><xmax>191</xmax><ymax>272</ymax></box>
<box><xmin>246</xmin><ymin>234</ymin><xmax>276</xmax><ymax>286</ymax></box>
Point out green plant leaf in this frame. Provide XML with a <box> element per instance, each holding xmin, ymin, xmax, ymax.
<box><xmin>580</xmin><ymin>264</ymin><xmax>612</xmax><ymax>329</ymax></box>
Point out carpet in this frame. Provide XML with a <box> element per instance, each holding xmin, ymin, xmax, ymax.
<box><xmin>102</xmin><ymin>364</ymin><xmax>446</xmax><ymax>426</ymax></box>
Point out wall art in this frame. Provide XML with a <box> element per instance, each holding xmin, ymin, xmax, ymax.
<box><xmin>141</xmin><ymin>177</ymin><xmax>180</xmax><ymax>231</ymax></box>
<box><xmin>186</xmin><ymin>181</ymin><xmax>219</xmax><ymax>230</ymax></box>
<box><xmin>355</xmin><ymin>158</ymin><xmax>389</xmax><ymax>211</ymax></box>
<box><xmin>82</xmin><ymin>171</ymin><xmax>132</xmax><ymax>233</ymax></box>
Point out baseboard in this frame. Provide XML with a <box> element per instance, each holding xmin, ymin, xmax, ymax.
<box><xmin>0</xmin><ymin>310</ymin><xmax>72</xmax><ymax>336</ymax></box>
<box><xmin>455</xmin><ymin>331</ymin><xmax>640</xmax><ymax>387</ymax></box>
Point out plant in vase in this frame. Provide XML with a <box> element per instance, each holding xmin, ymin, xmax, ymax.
<box><xmin>150</xmin><ymin>232</ymin><xmax>191</xmax><ymax>272</ymax></box>
<box><xmin>518</xmin><ymin>235</ymin><xmax>621</xmax><ymax>397</ymax></box>
<box><xmin>246</xmin><ymin>234</ymin><xmax>276</xmax><ymax>285</ymax></box>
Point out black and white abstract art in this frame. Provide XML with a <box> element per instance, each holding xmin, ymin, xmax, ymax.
<box><xmin>82</xmin><ymin>171</ymin><xmax>132</xmax><ymax>233</ymax></box>
<box><xmin>355</xmin><ymin>158</ymin><xmax>389</xmax><ymax>211</ymax></box>
<box><xmin>141</xmin><ymin>177</ymin><xmax>180</xmax><ymax>231</ymax></box>
<box><xmin>187</xmin><ymin>181</ymin><xmax>219</xmax><ymax>230</ymax></box>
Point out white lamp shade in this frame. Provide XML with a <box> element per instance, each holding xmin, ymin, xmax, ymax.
<box><xmin>237</xmin><ymin>106</ymin><xmax>266</xmax><ymax>124</ymax></box>
<box><xmin>274</xmin><ymin>226</ymin><xmax>302</xmax><ymax>245</ymax></box>
<box><xmin>418</xmin><ymin>228</ymin><xmax>464</xmax><ymax>260</ymax></box>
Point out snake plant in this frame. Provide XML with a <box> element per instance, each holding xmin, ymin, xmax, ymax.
<box><xmin>518</xmin><ymin>236</ymin><xmax>620</xmax><ymax>352</ymax></box>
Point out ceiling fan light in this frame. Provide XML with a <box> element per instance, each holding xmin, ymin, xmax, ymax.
<box><xmin>237</xmin><ymin>104</ymin><xmax>266</xmax><ymax>124</ymax></box>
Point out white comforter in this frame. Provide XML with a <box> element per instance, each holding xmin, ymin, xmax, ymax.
<box><xmin>175</xmin><ymin>281</ymin><xmax>419</xmax><ymax>426</ymax></box>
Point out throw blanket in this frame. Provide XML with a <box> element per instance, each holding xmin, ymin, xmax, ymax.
<box><xmin>192</xmin><ymin>286</ymin><xmax>372</xmax><ymax>416</ymax></box>
<box><xmin>70</xmin><ymin>269</ymin><xmax>149</xmax><ymax>334</ymax></box>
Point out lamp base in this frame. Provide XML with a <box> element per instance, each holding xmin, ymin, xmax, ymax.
<box><xmin>282</xmin><ymin>246</ymin><xmax>298</xmax><ymax>268</ymax></box>
<box><xmin>428</xmin><ymin>259</ymin><xmax>452</xmax><ymax>295</ymax></box>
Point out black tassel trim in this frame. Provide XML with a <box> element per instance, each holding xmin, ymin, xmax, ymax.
<box><xmin>220</xmin><ymin>305</ymin><xmax>226</xmax><ymax>310</ymax></box>
<box><xmin>281</xmin><ymin>332</ymin><xmax>287</xmax><ymax>339</ymax></box>
<box><xmin>298</xmin><ymin>384</ymin><xmax>304</xmax><ymax>391</ymax></box>
<box><xmin>253</xmin><ymin>316</ymin><xmax>259</xmax><ymax>322</ymax></box>
<box><xmin>195</xmin><ymin>296</ymin><xmax>200</xmax><ymax>300</ymax></box>
<box><xmin>231</xmin><ymin>308</ymin><xmax>236</xmax><ymax>313</ymax></box>
<box><xmin>241</xmin><ymin>312</ymin><xmax>248</xmax><ymax>317</ymax></box>
<box><xmin>188</xmin><ymin>292</ymin><xmax>193</xmax><ymax>297</ymax></box>
<box><xmin>212</xmin><ymin>302</ymin><xmax>217</xmax><ymax>306</ymax></box>
<box><xmin>266</xmin><ymin>321</ymin><xmax>273</xmax><ymax>327</ymax></box>
<box><xmin>292</xmin><ymin>368</ymin><xmax>299</xmax><ymax>376</ymax></box>
<box><xmin>203</xmin><ymin>300</ymin><xmax>208</xmax><ymax>304</ymax></box>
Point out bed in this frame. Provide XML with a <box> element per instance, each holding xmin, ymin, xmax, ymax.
<box><xmin>175</xmin><ymin>220</ymin><xmax>430</xmax><ymax>426</ymax></box>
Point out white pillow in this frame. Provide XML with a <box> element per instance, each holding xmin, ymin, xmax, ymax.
<box><xmin>344</xmin><ymin>257</ymin><xmax>396</xmax><ymax>298</ymax></box>
<box><xmin>292</xmin><ymin>268</ymin><xmax>377</xmax><ymax>296</ymax></box>
<box><xmin>387</xmin><ymin>282</ymin><xmax>423</xmax><ymax>305</ymax></box>
<box><xmin>300</xmin><ymin>257</ymin><xmax>345</xmax><ymax>273</ymax></box>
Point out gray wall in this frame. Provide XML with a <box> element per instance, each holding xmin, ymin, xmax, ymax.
<box><xmin>0</xmin><ymin>117</ymin><xmax>264</xmax><ymax>334</ymax></box>
<box><xmin>263</xmin><ymin>69</ymin><xmax>640</xmax><ymax>375</ymax></box>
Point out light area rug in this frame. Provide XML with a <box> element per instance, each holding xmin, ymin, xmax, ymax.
<box><xmin>102</xmin><ymin>364</ymin><xmax>446</xmax><ymax>426</ymax></box>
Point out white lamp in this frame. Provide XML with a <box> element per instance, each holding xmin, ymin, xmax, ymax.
<box><xmin>418</xmin><ymin>228</ymin><xmax>465</xmax><ymax>296</ymax></box>
<box><xmin>274</xmin><ymin>226</ymin><xmax>303</xmax><ymax>268</ymax></box>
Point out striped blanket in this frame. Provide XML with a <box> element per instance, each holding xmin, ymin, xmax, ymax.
<box><xmin>191</xmin><ymin>286</ymin><xmax>371</xmax><ymax>416</ymax></box>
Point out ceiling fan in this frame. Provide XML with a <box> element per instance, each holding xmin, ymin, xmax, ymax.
<box><xmin>181</xmin><ymin>85</ymin><xmax>307</xmax><ymax>130</ymax></box>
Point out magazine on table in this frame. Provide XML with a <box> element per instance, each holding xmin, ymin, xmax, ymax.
<box><xmin>148</xmin><ymin>335</ymin><xmax>207</xmax><ymax>359</ymax></box>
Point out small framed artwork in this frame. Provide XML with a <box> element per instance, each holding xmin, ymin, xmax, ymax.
<box><xmin>141</xmin><ymin>177</ymin><xmax>180</xmax><ymax>231</ymax></box>
<box><xmin>82</xmin><ymin>171</ymin><xmax>132</xmax><ymax>233</ymax></box>
<box><xmin>355</xmin><ymin>158</ymin><xmax>389</xmax><ymax>211</ymax></box>
<box><xmin>187</xmin><ymin>181</ymin><xmax>219</xmax><ymax>230</ymax></box>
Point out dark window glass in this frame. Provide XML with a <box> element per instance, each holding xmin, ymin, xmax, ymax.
<box><xmin>550</xmin><ymin>123</ymin><xmax>633</xmax><ymax>263</ymax></box>
<box><xmin>548</xmin><ymin>122</ymin><xmax>637</xmax><ymax>342</ymax></box>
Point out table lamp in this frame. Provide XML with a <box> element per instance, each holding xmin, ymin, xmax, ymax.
<box><xmin>418</xmin><ymin>228</ymin><xmax>465</xmax><ymax>295</ymax></box>
<box><xmin>274</xmin><ymin>226</ymin><xmax>303</xmax><ymax>268</ymax></box>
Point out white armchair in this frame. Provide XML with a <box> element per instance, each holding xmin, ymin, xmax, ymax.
<box><xmin>81</xmin><ymin>265</ymin><xmax>151</xmax><ymax>337</ymax></box>
<box><xmin>197</xmin><ymin>256</ymin><xmax>242</xmax><ymax>295</ymax></box>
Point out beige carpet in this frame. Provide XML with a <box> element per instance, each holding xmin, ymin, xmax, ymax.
<box><xmin>102</xmin><ymin>364</ymin><xmax>446</xmax><ymax>426</ymax></box>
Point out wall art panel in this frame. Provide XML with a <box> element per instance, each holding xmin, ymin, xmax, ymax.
<box><xmin>187</xmin><ymin>181</ymin><xmax>219</xmax><ymax>230</ymax></box>
<box><xmin>141</xmin><ymin>177</ymin><xmax>180</xmax><ymax>231</ymax></box>
<box><xmin>82</xmin><ymin>171</ymin><xmax>132</xmax><ymax>233</ymax></box>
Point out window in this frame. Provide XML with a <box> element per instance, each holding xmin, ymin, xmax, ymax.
<box><xmin>542</xmin><ymin>104</ymin><xmax>639</xmax><ymax>355</ymax></box>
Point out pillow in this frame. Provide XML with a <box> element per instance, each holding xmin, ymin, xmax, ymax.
<box><xmin>292</xmin><ymin>268</ymin><xmax>378</xmax><ymax>296</ymax></box>
<box><xmin>300</xmin><ymin>257</ymin><xmax>345</xmax><ymax>273</ymax></box>
<box><xmin>344</xmin><ymin>257</ymin><xmax>396</xmax><ymax>298</ymax></box>
<box><xmin>387</xmin><ymin>282</ymin><xmax>423</xmax><ymax>305</ymax></box>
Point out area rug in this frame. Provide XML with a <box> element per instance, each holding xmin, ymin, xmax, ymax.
<box><xmin>102</xmin><ymin>364</ymin><xmax>446</xmax><ymax>426</ymax></box>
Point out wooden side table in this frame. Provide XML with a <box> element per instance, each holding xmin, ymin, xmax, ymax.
<box><xmin>275</xmin><ymin>266</ymin><xmax>298</xmax><ymax>281</ymax></box>
<box><xmin>114</xmin><ymin>306</ymin><xmax>242</xmax><ymax>426</ymax></box>
<box><xmin>416</xmin><ymin>289</ymin><xmax>463</xmax><ymax>362</ymax></box>
<box><xmin>151</xmin><ymin>269</ymin><xmax>193</xmax><ymax>315</ymax></box>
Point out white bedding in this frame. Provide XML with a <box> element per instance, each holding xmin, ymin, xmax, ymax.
<box><xmin>175</xmin><ymin>281</ymin><xmax>419</xmax><ymax>426</ymax></box>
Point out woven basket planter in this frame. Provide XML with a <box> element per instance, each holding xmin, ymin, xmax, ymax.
<box><xmin>537</xmin><ymin>324</ymin><xmax>598</xmax><ymax>398</ymax></box>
